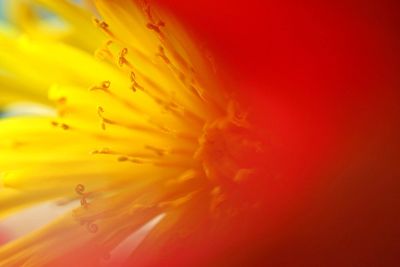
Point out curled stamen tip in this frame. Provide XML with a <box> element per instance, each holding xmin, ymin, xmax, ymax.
<box><xmin>118</xmin><ymin>48</ymin><xmax>129</xmax><ymax>67</ymax></box>
<box><xmin>98</xmin><ymin>106</ymin><xmax>104</xmax><ymax>114</ymax></box>
<box><xmin>80</xmin><ymin>198</ymin><xmax>88</xmax><ymax>207</ymax></box>
<box><xmin>120</xmin><ymin>48</ymin><xmax>128</xmax><ymax>56</ymax></box>
<box><xmin>87</xmin><ymin>222</ymin><xmax>98</xmax><ymax>233</ymax></box>
<box><xmin>75</xmin><ymin>184</ymin><xmax>85</xmax><ymax>194</ymax></box>
<box><xmin>51</xmin><ymin>121</ymin><xmax>59</xmax><ymax>127</ymax></box>
<box><xmin>102</xmin><ymin>81</ymin><xmax>111</xmax><ymax>89</ymax></box>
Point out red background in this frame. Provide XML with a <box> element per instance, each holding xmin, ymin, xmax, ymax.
<box><xmin>152</xmin><ymin>0</ymin><xmax>400</xmax><ymax>266</ymax></box>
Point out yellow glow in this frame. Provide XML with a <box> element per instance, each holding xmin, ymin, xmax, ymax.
<box><xmin>0</xmin><ymin>0</ymin><xmax>260</xmax><ymax>265</ymax></box>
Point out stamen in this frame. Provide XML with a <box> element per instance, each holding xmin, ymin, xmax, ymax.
<box><xmin>75</xmin><ymin>184</ymin><xmax>90</xmax><ymax>209</ymax></box>
<box><xmin>146</xmin><ymin>23</ymin><xmax>162</xmax><ymax>34</ymax></box>
<box><xmin>75</xmin><ymin>184</ymin><xmax>85</xmax><ymax>195</ymax></box>
<box><xmin>102</xmin><ymin>81</ymin><xmax>111</xmax><ymax>89</ymax></box>
<box><xmin>233</xmin><ymin>168</ymin><xmax>254</xmax><ymax>183</ymax></box>
<box><xmin>130</xmin><ymin>71</ymin><xmax>144</xmax><ymax>92</ymax></box>
<box><xmin>92</xmin><ymin>148</ymin><xmax>163</xmax><ymax>161</ymax></box>
<box><xmin>118</xmin><ymin>48</ymin><xmax>129</xmax><ymax>67</ymax></box>
<box><xmin>145</xmin><ymin>145</ymin><xmax>166</xmax><ymax>157</ymax></box>
<box><xmin>93</xmin><ymin>17</ymin><xmax>114</xmax><ymax>38</ymax></box>
<box><xmin>97</xmin><ymin>106</ymin><xmax>107</xmax><ymax>130</ymax></box>
<box><xmin>87</xmin><ymin>222</ymin><xmax>98</xmax><ymax>233</ymax></box>
<box><xmin>156</xmin><ymin>46</ymin><xmax>207</xmax><ymax>102</ymax></box>
<box><xmin>158</xmin><ymin>192</ymin><xmax>196</xmax><ymax>209</ymax></box>
<box><xmin>165</xmin><ymin>169</ymin><xmax>198</xmax><ymax>186</ymax></box>
<box><xmin>91</xmin><ymin>82</ymin><xmax>141</xmax><ymax>113</ymax></box>
<box><xmin>50</xmin><ymin>120</ymin><xmax>71</xmax><ymax>130</ymax></box>
<box><xmin>93</xmin><ymin>18</ymin><xmax>109</xmax><ymax>29</ymax></box>
<box><xmin>91</xmin><ymin>147</ymin><xmax>111</xmax><ymax>155</ymax></box>
<box><xmin>117</xmin><ymin>157</ymin><xmax>144</xmax><ymax>164</ymax></box>
<box><xmin>157</xmin><ymin>46</ymin><xmax>170</xmax><ymax>64</ymax></box>
<box><xmin>144</xmin><ymin>2</ymin><xmax>165</xmax><ymax>35</ymax></box>
<box><xmin>97</xmin><ymin>106</ymin><xmax>156</xmax><ymax>133</ymax></box>
<box><xmin>74</xmin><ymin>185</ymin><xmax>99</xmax><ymax>233</ymax></box>
<box><xmin>143</xmin><ymin>1</ymin><xmax>155</xmax><ymax>22</ymax></box>
<box><xmin>95</xmin><ymin>40</ymin><xmax>114</xmax><ymax>61</ymax></box>
<box><xmin>56</xmin><ymin>97</ymin><xmax>68</xmax><ymax>117</ymax></box>
<box><xmin>210</xmin><ymin>186</ymin><xmax>226</xmax><ymax>212</ymax></box>
<box><xmin>61</xmin><ymin>123</ymin><xmax>70</xmax><ymax>130</ymax></box>
<box><xmin>117</xmin><ymin>156</ymin><xmax>129</xmax><ymax>162</ymax></box>
<box><xmin>61</xmin><ymin>123</ymin><xmax>71</xmax><ymax>130</ymax></box>
<box><xmin>90</xmin><ymin>80</ymin><xmax>111</xmax><ymax>92</ymax></box>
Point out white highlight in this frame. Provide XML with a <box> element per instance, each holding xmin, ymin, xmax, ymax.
<box><xmin>0</xmin><ymin>102</ymin><xmax>56</xmax><ymax>117</ymax></box>
<box><xmin>104</xmin><ymin>214</ymin><xmax>165</xmax><ymax>265</ymax></box>
<box><xmin>0</xmin><ymin>201</ymin><xmax>77</xmax><ymax>242</ymax></box>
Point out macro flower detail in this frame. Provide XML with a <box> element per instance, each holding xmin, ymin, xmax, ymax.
<box><xmin>0</xmin><ymin>0</ymin><xmax>267</xmax><ymax>266</ymax></box>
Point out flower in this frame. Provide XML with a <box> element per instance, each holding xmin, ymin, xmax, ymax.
<box><xmin>2</xmin><ymin>0</ymin><xmax>400</xmax><ymax>266</ymax></box>
<box><xmin>0</xmin><ymin>0</ymin><xmax>268</xmax><ymax>266</ymax></box>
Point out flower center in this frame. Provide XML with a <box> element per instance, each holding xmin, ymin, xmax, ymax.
<box><xmin>195</xmin><ymin>102</ymin><xmax>262</xmax><ymax>189</ymax></box>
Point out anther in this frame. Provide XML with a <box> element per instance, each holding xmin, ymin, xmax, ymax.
<box><xmin>93</xmin><ymin>18</ymin><xmax>109</xmax><ymax>29</ymax></box>
<box><xmin>51</xmin><ymin>121</ymin><xmax>71</xmax><ymax>130</ymax></box>
<box><xmin>117</xmin><ymin>156</ymin><xmax>129</xmax><ymax>162</ymax></box>
<box><xmin>97</xmin><ymin>106</ymin><xmax>106</xmax><ymax>130</ymax></box>
<box><xmin>80</xmin><ymin>197</ymin><xmax>88</xmax><ymax>207</ymax></box>
<box><xmin>130</xmin><ymin>158</ymin><xmax>143</xmax><ymax>164</ymax></box>
<box><xmin>75</xmin><ymin>184</ymin><xmax>85</xmax><ymax>195</ymax></box>
<box><xmin>130</xmin><ymin>71</ymin><xmax>144</xmax><ymax>92</ymax></box>
<box><xmin>145</xmin><ymin>145</ymin><xmax>166</xmax><ymax>156</ymax></box>
<box><xmin>157</xmin><ymin>46</ymin><xmax>170</xmax><ymax>64</ymax></box>
<box><xmin>87</xmin><ymin>222</ymin><xmax>98</xmax><ymax>233</ymax></box>
<box><xmin>75</xmin><ymin>184</ymin><xmax>90</xmax><ymax>209</ymax></box>
<box><xmin>93</xmin><ymin>17</ymin><xmax>115</xmax><ymax>38</ymax></box>
<box><xmin>146</xmin><ymin>23</ymin><xmax>161</xmax><ymax>33</ymax></box>
<box><xmin>102</xmin><ymin>81</ymin><xmax>111</xmax><ymax>89</ymax></box>
<box><xmin>57</xmin><ymin>97</ymin><xmax>67</xmax><ymax>105</ymax></box>
<box><xmin>92</xmin><ymin>147</ymin><xmax>111</xmax><ymax>154</ymax></box>
<box><xmin>61</xmin><ymin>123</ymin><xmax>70</xmax><ymax>130</ymax></box>
<box><xmin>118</xmin><ymin>48</ymin><xmax>128</xmax><ymax>67</ymax></box>
<box><xmin>90</xmin><ymin>81</ymin><xmax>111</xmax><ymax>92</ymax></box>
<box><xmin>98</xmin><ymin>106</ymin><xmax>104</xmax><ymax>116</ymax></box>
<box><xmin>94</xmin><ymin>40</ymin><xmax>114</xmax><ymax>60</ymax></box>
<box><xmin>116</xmin><ymin>156</ymin><xmax>143</xmax><ymax>164</ymax></box>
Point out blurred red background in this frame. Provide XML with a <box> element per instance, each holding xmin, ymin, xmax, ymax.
<box><xmin>151</xmin><ymin>0</ymin><xmax>400</xmax><ymax>266</ymax></box>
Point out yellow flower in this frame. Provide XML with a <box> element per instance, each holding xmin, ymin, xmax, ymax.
<box><xmin>0</xmin><ymin>0</ymin><xmax>266</xmax><ymax>266</ymax></box>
